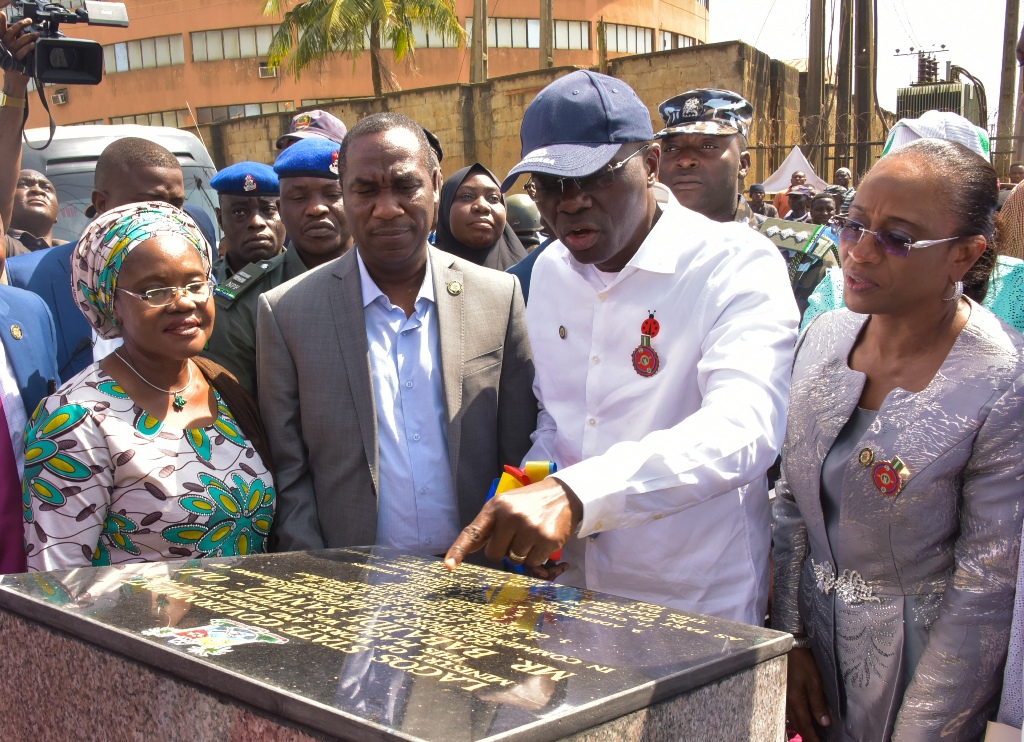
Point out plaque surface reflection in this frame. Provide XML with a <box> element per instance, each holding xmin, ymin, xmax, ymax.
<box><xmin>0</xmin><ymin>547</ymin><xmax>790</xmax><ymax>741</ymax></box>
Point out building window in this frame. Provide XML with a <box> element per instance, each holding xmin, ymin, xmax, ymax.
<box><xmin>300</xmin><ymin>98</ymin><xmax>344</xmax><ymax>107</ymax></box>
<box><xmin>554</xmin><ymin>20</ymin><xmax>590</xmax><ymax>50</ymax></box>
<box><xmin>406</xmin><ymin>20</ymin><xmax>461</xmax><ymax>48</ymax></box>
<box><xmin>192</xmin><ymin>25</ymin><xmax>279</xmax><ymax>62</ymax></box>
<box><xmin>70</xmin><ymin>119</ymin><xmax>104</xmax><ymax>126</ymax></box>
<box><xmin>603</xmin><ymin>23</ymin><xmax>653</xmax><ymax>55</ymax></box>
<box><xmin>464</xmin><ymin>18</ymin><xmax>541</xmax><ymax>49</ymax></box>
<box><xmin>111</xmin><ymin>109</ymin><xmax>191</xmax><ymax>128</ymax></box>
<box><xmin>660</xmin><ymin>31</ymin><xmax>696</xmax><ymax>51</ymax></box>
<box><xmin>194</xmin><ymin>100</ymin><xmax>294</xmax><ymax>125</ymax></box>
<box><xmin>103</xmin><ymin>35</ymin><xmax>184</xmax><ymax>74</ymax></box>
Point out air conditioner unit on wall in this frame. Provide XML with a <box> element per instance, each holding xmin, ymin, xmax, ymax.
<box><xmin>50</xmin><ymin>89</ymin><xmax>68</xmax><ymax>105</ymax></box>
<box><xmin>258</xmin><ymin>63</ymin><xmax>277</xmax><ymax>79</ymax></box>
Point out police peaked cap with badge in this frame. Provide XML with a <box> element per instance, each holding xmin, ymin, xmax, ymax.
<box><xmin>276</xmin><ymin>109</ymin><xmax>348</xmax><ymax>149</ymax></box>
<box><xmin>501</xmin><ymin>70</ymin><xmax>654</xmax><ymax>192</ymax></box>
<box><xmin>274</xmin><ymin>136</ymin><xmax>341</xmax><ymax>180</ymax></box>
<box><xmin>656</xmin><ymin>89</ymin><xmax>753</xmax><ymax>140</ymax></box>
<box><xmin>210</xmin><ymin>162</ymin><xmax>280</xmax><ymax>197</ymax></box>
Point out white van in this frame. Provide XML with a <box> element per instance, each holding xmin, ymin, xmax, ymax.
<box><xmin>21</xmin><ymin>124</ymin><xmax>221</xmax><ymax>244</ymax></box>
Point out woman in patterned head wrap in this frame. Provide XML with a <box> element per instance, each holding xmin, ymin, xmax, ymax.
<box><xmin>23</xmin><ymin>202</ymin><xmax>275</xmax><ymax>572</ymax></box>
<box><xmin>773</xmin><ymin>139</ymin><xmax>1024</xmax><ymax>741</ymax></box>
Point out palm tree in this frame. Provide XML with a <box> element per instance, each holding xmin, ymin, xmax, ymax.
<box><xmin>261</xmin><ymin>0</ymin><xmax>466</xmax><ymax>97</ymax></box>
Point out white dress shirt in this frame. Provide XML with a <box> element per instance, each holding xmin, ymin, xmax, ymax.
<box><xmin>0</xmin><ymin>338</ymin><xmax>27</xmax><ymax>477</ymax></box>
<box><xmin>357</xmin><ymin>251</ymin><xmax>460</xmax><ymax>555</ymax></box>
<box><xmin>525</xmin><ymin>183</ymin><xmax>799</xmax><ymax>624</ymax></box>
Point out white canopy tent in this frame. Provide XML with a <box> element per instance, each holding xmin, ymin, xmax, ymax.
<box><xmin>758</xmin><ymin>146</ymin><xmax>830</xmax><ymax>193</ymax></box>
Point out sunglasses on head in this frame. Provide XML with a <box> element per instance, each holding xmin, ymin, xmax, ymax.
<box><xmin>829</xmin><ymin>216</ymin><xmax>968</xmax><ymax>258</ymax></box>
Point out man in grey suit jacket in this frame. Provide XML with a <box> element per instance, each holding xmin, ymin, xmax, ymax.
<box><xmin>257</xmin><ymin>112</ymin><xmax>536</xmax><ymax>555</ymax></box>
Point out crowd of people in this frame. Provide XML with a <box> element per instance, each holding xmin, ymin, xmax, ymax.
<box><xmin>4</xmin><ymin>9</ymin><xmax>1024</xmax><ymax>741</ymax></box>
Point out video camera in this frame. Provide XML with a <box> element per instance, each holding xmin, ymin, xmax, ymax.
<box><xmin>3</xmin><ymin>1</ymin><xmax>128</xmax><ymax>85</ymax></box>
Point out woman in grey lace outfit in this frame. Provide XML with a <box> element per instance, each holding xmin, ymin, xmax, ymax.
<box><xmin>773</xmin><ymin>138</ymin><xmax>1024</xmax><ymax>742</ymax></box>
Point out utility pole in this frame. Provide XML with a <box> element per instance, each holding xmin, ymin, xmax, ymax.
<box><xmin>806</xmin><ymin>0</ymin><xmax>826</xmax><ymax>175</ymax></box>
<box><xmin>996</xmin><ymin>0</ymin><xmax>1020</xmax><ymax>173</ymax></box>
<box><xmin>470</xmin><ymin>0</ymin><xmax>488</xmax><ymax>83</ymax></box>
<box><xmin>1016</xmin><ymin>59</ymin><xmax>1024</xmax><ymax>159</ymax></box>
<box><xmin>539</xmin><ymin>0</ymin><xmax>553</xmax><ymax>69</ymax></box>
<box><xmin>853</xmin><ymin>0</ymin><xmax>875</xmax><ymax>178</ymax></box>
<box><xmin>835</xmin><ymin>0</ymin><xmax>854</xmax><ymax>171</ymax></box>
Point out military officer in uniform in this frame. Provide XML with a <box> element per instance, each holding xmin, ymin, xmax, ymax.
<box><xmin>209</xmin><ymin>162</ymin><xmax>286</xmax><ymax>283</ymax></box>
<box><xmin>203</xmin><ymin>136</ymin><xmax>352</xmax><ymax>395</ymax></box>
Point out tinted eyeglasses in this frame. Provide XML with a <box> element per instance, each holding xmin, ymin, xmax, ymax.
<box><xmin>117</xmin><ymin>280</ymin><xmax>215</xmax><ymax>308</ymax></box>
<box><xmin>526</xmin><ymin>145</ymin><xmax>649</xmax><ymax>202</ymax></box>
<box><xmin>829</xmin><ymin>216</ymin><xmax>967</xmax><ymax>258</ymax></box>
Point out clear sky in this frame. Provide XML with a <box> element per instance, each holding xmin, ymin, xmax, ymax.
<box><xmin>708</xmin><ymin>0</ymin><xmax>1011</xmax><ymax>129</ymax></box>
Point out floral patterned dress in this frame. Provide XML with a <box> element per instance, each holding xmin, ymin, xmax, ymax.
<box><xmin>23</xmin><ymin>365</ymin><xmax>275</xmax><ymax>572</ymax></box>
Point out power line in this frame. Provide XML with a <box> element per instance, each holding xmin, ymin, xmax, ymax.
<box><xmin>753</xmin><ymin>0</ymin><xmax>781</xmax><ymax>48</ymax></box>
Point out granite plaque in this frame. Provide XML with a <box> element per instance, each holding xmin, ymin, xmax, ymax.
<box><xmin>0</xmin><ymin>547</ymin><xmax>790</xmax><ymax>741</ymax></box>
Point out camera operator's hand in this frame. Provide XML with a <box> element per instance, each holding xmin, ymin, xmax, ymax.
<box><xmin>1</xmin><ymin>12</ymin><xmax>38</xmax><ymax>96</ymax></box>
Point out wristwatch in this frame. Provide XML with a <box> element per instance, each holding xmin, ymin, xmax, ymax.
<box><xmin>0</xmin><ymin>93</ymin><xmax>27</xmax><ymax>109</ymax></box>
<box><xmin>791</xmin><ymin>634</ymin><xmax>812</xmax><ymax>650</ymax></box>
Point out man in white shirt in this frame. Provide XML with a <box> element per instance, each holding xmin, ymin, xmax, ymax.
<box><xmin>446</xmin><ymin>71</ymin><xmax>799</xmax><ymax>624</ymax></box>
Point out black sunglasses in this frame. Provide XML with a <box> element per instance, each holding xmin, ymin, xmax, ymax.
<box><xmin>526</xmin><ymin>145</ymin><xmax>650</xmax><ymax>202</ymax></box>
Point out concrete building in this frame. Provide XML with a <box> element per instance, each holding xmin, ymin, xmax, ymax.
<box><xmin>29</xmin><ymin>0</ymin><xmax>709</xmax><ymax>129</ymax></box>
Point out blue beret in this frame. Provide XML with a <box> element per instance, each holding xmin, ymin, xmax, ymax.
<box><xmin>274</xmin><ymin>136</ymin><xmax>340</xmax><ymax>180</ymax></box>
<box><xmin>211</xmin><ymin>162</ymin><xmax>279</xmax><ymax>196</ymax></box>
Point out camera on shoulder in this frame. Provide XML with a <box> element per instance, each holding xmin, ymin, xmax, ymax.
<box><xmin>7</xmin><ymin>1</ymin><xmax>128</xmax><ymax>85</ymax></box>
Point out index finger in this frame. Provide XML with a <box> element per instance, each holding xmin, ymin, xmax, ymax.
<box><xmin>444</xmin><ymin>507</ymin><xmax>495</xmax><ymax>570</ymax></box>
<box><xmin>4</xmin><ymin>17</ymin><xmax>34</xmax><ymax>37</ymax></box>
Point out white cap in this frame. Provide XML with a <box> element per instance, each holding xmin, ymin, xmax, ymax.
<box><xmin>882</xmin><ymin>110</ymin><xmax>990</xmax><ymax>160</ymax></box>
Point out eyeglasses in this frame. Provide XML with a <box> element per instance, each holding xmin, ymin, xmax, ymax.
<box><xmin>829</xmin><ymin>216</ymin><xmax>967</xmax><ymax>258</ymax></box>
<box><xmin>526</xmin><ymin>145</ymin><xmax>649</xmax><ymax>202</ymax></box>
<box><xmin>117</xmin><ymin>280</ymin><xmax>215</xmax><ymax>308</ymax></box>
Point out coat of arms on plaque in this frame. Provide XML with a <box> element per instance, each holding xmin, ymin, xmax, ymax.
<box><xmin>142</xmin><ymin>619</ymin><xmax>288</xmax><ymax>657</ymax></box>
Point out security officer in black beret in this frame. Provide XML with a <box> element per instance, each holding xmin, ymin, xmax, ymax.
<box><xmin>203</xmin><ymin>137</ymin><xmax>353</xmax><ymax>395</ymax></box>
<box><xmin>209</xmin><ymin>162</ymin><xmax>287</xmax><ymax>284</ymax></box>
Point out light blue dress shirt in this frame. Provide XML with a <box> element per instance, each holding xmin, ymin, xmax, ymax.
<box><xmin>356</xmin><ymin>250</ymin><xmax>459</xmax><ymax>555</ymax></box>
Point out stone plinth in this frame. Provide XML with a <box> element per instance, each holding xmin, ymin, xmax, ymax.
<box><xmin>0</xmin><ymin>547</ymin><xmax>790</xmax><ymax>741</ymax></box>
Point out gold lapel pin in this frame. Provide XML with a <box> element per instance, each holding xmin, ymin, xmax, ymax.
<box><xmin>447</xmin><ymin>280</ymin><xmax>463</xmax><ymax>296</ymax></box>
<box><xmin>10</xmin><ymin>324</ymin><xmax>23</xmax><ymax>340</ymax></box>
<box><xmin>858</xmin><ymin>448</ymin><xmax>874</xmax><ymax>467</ymax></box>
<box><xmin>558</xmin><ymin>325</ymin><xmax>567</xmax><ymax>339</ymax></box>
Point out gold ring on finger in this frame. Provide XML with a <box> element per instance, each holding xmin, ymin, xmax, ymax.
<box><xmin>507</xmin><ymin>549</ymin><xmax>527</xmax><ymax>563</ymax></box>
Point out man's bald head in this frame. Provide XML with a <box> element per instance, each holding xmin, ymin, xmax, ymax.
<box><xmin>92</xmin><ymin>137</ymin><xmax>185</xmax><ymax>215</ymax></box>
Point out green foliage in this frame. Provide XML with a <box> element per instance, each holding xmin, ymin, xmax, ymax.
<box><xmin>262</xmin><ymin>0</ymin><xmax>466</xmax><ymax>95</ymax></box>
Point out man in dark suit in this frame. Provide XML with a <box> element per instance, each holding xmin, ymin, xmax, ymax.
<box><xmin>258</xmin><ymin>113</ymin><xmax>536</xmax><ymax>555</ymax></box>
<box><xmin>7</xmin><ymin>138</ymin><xmax>185</xmax><ymax>379</ymax></box>
<box><xmin>0</xmin><ymin>283</ymin><xmax>59</xmax><ymax>573</ymax></box>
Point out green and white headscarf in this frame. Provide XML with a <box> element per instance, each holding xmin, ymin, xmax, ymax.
<box><xmin>72</xmin><ymin>201</ymin><xmax>212</xmax><ymax>339</ymax></box>
<box><xmin>882</xmin><ymin>110</ymin><xmax>991</xmax><ymax>160</ymax></box>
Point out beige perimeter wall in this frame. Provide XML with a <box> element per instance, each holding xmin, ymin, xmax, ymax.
<box><xmin>198</xmin><ymin>41</ymin><xmax>804</xmax><ymax>194</ymax></box>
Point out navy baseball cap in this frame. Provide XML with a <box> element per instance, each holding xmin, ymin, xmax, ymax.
<box><xmin>210</xmin><ymin>162</ymin><xmax>279</xmax><ymax>196</ymax></box>
<box><xmin>274</xmin><ymin>136</ymin><xmax>341</xmax><ymax>180</ymax></box>
<box><xmin>501</xmin><ymin>70</ymin><xmax>654</xmax><ymax>192</ymax></box>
